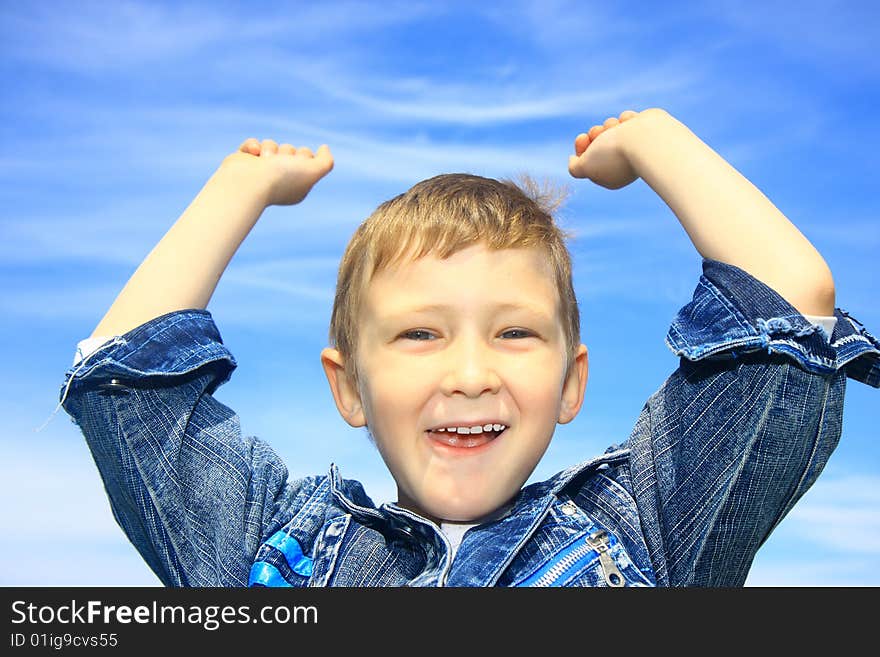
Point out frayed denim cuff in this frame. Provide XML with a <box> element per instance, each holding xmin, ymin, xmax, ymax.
<box><xmin>665</xmin><ymin>258</ymin><xmax>880</xmax><ymax>387</ymax></box>
<box><xmin>58</xmin><ymin>309</ymin><xmax>237</xmax><ymax>404</ymax></box>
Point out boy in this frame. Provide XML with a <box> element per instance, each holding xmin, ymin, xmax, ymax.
<box><xmin>59</xmin><ymin>108</ymin><xmax>878</xmax><ymax>586</ymax></box>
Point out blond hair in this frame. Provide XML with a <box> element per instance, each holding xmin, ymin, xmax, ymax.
<box><xmin>329</xmin><ymin>173</ymin><xmax>578</xmax><ymax>384</ymax></box>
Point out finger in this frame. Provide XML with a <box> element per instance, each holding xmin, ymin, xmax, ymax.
<box><xmin>278</xmin><ymin>143</ymin><xmax>296</xmax><ymax>155</ymax></box>
<box><xmin>296</xmin><ymin>146</ymin><xmax>314</xmax><ymax>158</ymax></box>
<box><xmin>315</xmin><ymin>144</ymin><xmax>334</xmax><ymax>173</ymax></box>
<box><xmin>603</xmin><ymin>117</ymin><xmax>620</xmax><ymax>128</ymax></box>
<box><xmin>261</xmin><ymin>139</ymin><xmax>279</xmax><ymax>155</ymax></box>
<box><xmin>568</xmin><ymin>153</ymin><xmax>588</xmax><ymax>179</ymax></box>
<box><xmin>588</xmin><ymin>125</ymin><xmax>603</xmax><ymax>140</ymax></box>
<box><xmin>574</xmin><ymin>132</ymin><xmax>590</xmax><ymax>156</ymax></box>
<box><xmin>239</xmin><ymin>138</ymin><xmax>260</xmax><ymax>154</ymax></box>
<box><xmin>619</xmin><ymin>110</ymin><xmax>638</xmax><ymax>121</ymax></box>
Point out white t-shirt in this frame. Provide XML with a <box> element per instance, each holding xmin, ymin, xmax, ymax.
<box><xmin>439</xmin><ymin>521</ymin><xmax>475</xmax><ymax>558</ymax></box>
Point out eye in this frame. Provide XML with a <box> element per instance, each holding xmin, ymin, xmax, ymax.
<box><xmin>500</xmin><ymin>328</ymin><xmax>536</xmax><ymax>339</ymax></box>
<box><xmin>399</xmin><ymin>329</ymin><xmax>437</xmax><ymax>341</ymax></box>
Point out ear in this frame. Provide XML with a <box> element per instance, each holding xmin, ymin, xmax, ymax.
<box><xmin>558</xmin><ymin>343</ymin><xmax>589</xmax><ymax>424</ymax></box>
<box><xmin>320</xmin><ymin>347</ymin><xmax>366</xmax><ymax>427</ymax></box>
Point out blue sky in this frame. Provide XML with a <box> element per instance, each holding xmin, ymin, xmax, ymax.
<box><xmin>1</xmin><ymin>0</ymin><xmax>877</xmax><ymax>586</ymax></box>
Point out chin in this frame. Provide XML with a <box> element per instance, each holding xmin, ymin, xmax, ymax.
<box><xmin>424</xmin><ymin>494</ymin><xmax>507</xmax><ymax>524</ymax></box>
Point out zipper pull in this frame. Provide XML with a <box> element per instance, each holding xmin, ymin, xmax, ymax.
<box><xmin>586</xmin><ymin>530</ymin><xmax>625</xmax><ymax>587</ymax></box>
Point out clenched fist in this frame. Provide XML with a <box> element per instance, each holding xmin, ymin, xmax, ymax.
<box><xmin>222</xmin><ymin>138</ymin><xmax>334</xmax><ymax>207</ymax></box>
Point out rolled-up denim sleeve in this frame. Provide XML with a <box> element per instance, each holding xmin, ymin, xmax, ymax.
<box><xmin>58</xmin><ymin>309</ymin><xmax>315</xmax><ymax>586</ymax></box>
<box><xmin>626</xmin><ymin>258</ymin><xmax>880</xmax><ymax>587</ymax></box>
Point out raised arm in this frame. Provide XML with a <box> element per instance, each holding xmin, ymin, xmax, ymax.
<box><xmin>566</xmin><ymin>111</ymin><xmax>878</xmax><ymax>585</ymax></box>
<box><xmin>64</xmin><ymin>138</ymin><xmax>335</xmax><ymax>586</ymax></box>
<box><xmin>90</xmin><ymin>139</ymin><xmax>334</xmax><ymax>338</ymax></box>
<box><xmin>568</xmin><ymin>108</ymin><xmax>835</xmax><ymax>316</ymax></box>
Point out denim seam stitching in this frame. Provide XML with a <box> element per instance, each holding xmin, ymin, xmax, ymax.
<box><xmin>591</xmin><ymin>474</ymin><xmax>649</xmax><ymax>550</ymax></box>
<box><xmin>627</xmin><ymin>410</ymin><xmax>669</xmax><ymax>584</ymax></box>
<box><xmin>682</xmin><ymin>367</ymin><xmax>779</xmax><ymax>584</ymax></box>
<box><xmin>68</xmin><ymin>313</ymin><xmax>227</xmax><ymax>380</ymax></box>
<box><xmin>664</xmin><ymin>364</ymin><xmax>775</xmax><ymax>566</ymax></box>
<box><xmin>329</xmin><ymin>465</ymin><xmax>385</xmax><ymax>523</ymax></box>
<box><xmin>666</xmin><ymin>374</ymin><xmax>743</xmax><ymax>505</ymax></box>
<box><xmin>113</xmin><ymin>392</ymin><xmax>191</xmax><ymax>586</ymax></box>
<box><xmin>484</xmin><ymin>498</ymin><xmax>556</xmax><ymax>587</ymax></box>
<box><xmin>578</xmin><ymin>484</ymin><xmax>656</xmax><ymax>584</ymax></box>
<box><xmin>160</xmin><ymin>389</ymin><xmax>247</xmax><ymax>586</ymax></box>
<box><xmin>667</xmin><ymin>276</ymin><xmax>859</xmax><ymax>371</ymax></box>
<box><xmin>549</xmin><ymin>448</ymin><xmax>631</xmax><ymax>495</ymax></box>
<box><xmin>144</xmin><ymin>382</ymin><xmax>248</xmax><ymax>586</ymax></box>
<box><xmin>282</xmin><ymin>477</ymin><xmax>332</xmax><ymax>544</ymax></box>
<box><xmin>119</xmin><ymin>310</ymin><xmax>212</xmax><ymax>348</ymax></box>
<box><xmin>698</xmin><ymin>277</ymin><xmax>753</xmax><ymax>333</ymax></box>
<box><xmin>310</xmin><ymin>514</ymin><xmax>350</xmax><ymax>587</ymax></box>
<box><xmin>767</xmin><ymin>370</ymin><xmax>827</xmax><ymax>538</ymax></box>
<box><xmin>671</xmin><ymin>333</ymin><xmax>837</xmax><ymax>369</ymax></box>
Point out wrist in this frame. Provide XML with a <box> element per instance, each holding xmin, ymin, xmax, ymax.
<box><xmin>620</xmin><ymin>107</ymin><xmax>679</xmax><ymax>171</ymax></box>
<box><xmin>216</xmin><ymin>155</ymin><xmax>274</xmax><ymax>209</ymax></box>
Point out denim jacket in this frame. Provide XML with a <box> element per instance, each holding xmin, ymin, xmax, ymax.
<box><xmin>58</xmin><ymin>258</ymin><xmax>879</xmax><ymax>587</ymax></box>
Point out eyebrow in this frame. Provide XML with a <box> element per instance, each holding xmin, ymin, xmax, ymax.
<box><xmin>382</xmin><ymin>302</ymin><xmax>555</xmax><ymax>320</ymax></box>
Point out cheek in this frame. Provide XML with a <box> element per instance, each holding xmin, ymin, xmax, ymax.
<box><xmin>506</xmin><ymin>359</ymin><xmax>566</xmax><ymax>413</ymax></box>
<box><xmin>357</xmin><ymin>364</ymin><xmax>432</xmax><ymax>429</ymax></box>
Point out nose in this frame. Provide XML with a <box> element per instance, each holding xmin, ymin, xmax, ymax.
<box><xmin>438</xmin><ymin>336</ymin><xmax>502</xmax><ymax>398</ymax></box>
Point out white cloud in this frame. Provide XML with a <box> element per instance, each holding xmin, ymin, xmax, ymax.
<box><xmin>0</xmin><ymin>205</ymin><xmax>164</xmax><ymax>267</ymax></box>
<box><xmin>0</xmin><ymin>539</ymin><xmax>162</xmax><ymax>586</ymax></box>
<box><xmin>745</xmin><ymin>557</ymin><xmax>880</xmax><ymax>587</ymax></box>
<box><xmin>223</xmin><ymin>257</ymin><xmax>339</xmax><ymax>302</ymax></box>
<box><xmin>1</xmin><ymin>1</ymin><xmax>711</xmax><ymax>127</ymax></box>
<box><xmin>0</xmin><ymin>282</ymin><xmax>126</xmax><ymax>322</ymax></box>
<box><xmin>269</xmin><ymin>62</ymin><xmax>698</xmax><ymax>125</ymax></box>
<box><xmin>0</xmin><ymin>1</ymin><xmax>438</xmax><ymax>74</ymax></box>
<box><xmin>0</xmin><ymin>100</ymin><xmax>577</xmax><ymax>185</ymax></box>
<box><xmin>1</xmin><ymin>1</ymin><xmax>228</xmax><ymax>72</ymax></box>
<box><xmin>744</xmin><ymin>474</ymin><xmax>880</xmax><ymax>585</ymax></box>
<box><xmin>782</xmin><ymin>475</ymin><xmax>880</xmax><ymax>554</ymax></box>
<box><xmin>0</xmin><ymin>436</ymin><xmax>129</xmax><ymax>542</ymax></box>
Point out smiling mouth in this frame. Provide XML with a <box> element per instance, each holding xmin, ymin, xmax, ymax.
<box><xmin>426</xmin><ymin>424</ymin><xmax>508</xmax><ymax>449</ymax></box>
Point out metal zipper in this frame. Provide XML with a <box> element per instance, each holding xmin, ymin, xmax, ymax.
<box><xmin>518</xmin><ymin>528</ymin><xmax>626</xmax><ymax>587</ymax></box>
<box><xmin>527</xmin><ymin>541</ymin><xmax>597</xmax><ymax>587</ymax></box>
<box><xmin>585</xmin><ymin>530</ymin><xmax>625</xmax><ymax>587</ymax></box>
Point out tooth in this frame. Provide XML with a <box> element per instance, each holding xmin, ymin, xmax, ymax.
<box><xmin>436</xmin><ymin>428</ymin><xmax>445</xmax><ymax>432</ymax></box>
<box><xmin>492</xmin><ymin>424</ymin><xmax>502</xmax><ymax>431</ymax></box>
<box><xmin>483</xmin><ymin>424</ymin><xmax>493</xmax><ymax>431</ymax></box>
<box><xmin>469</xmin><ymin>426</ymin><xmax>482</xmax><ymax>434</ymax></box>
<box><xmin>456</xmin><ymin>427</ymin><xmax>469</xmax><ymax>434</ymax></box>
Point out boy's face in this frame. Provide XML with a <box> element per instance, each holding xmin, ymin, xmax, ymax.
<box><xmin>322</xmin><ymin>244</ymin><xmax>588</xmax><ymax>524</ymax></box>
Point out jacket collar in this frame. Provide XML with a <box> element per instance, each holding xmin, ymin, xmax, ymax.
<box><xmin>328</xmin><ymin>463</ymin><xmax>386</xmax><ymax>524</ymax></box>
<box><xmin>443</xmin><ymin>445</ymin><xmax>630</xmax><ymax>586</ymax></box>
<box><xmin>326</xmin><ymin>445</ymin><xmax>631</xmax><ymax>585</ymax></box>
<box><xmin>546</xmin><ymin>444</ymin><xmax>631</xmax><ymax>496</ymax></box>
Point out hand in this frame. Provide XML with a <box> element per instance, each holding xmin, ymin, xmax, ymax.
<box><xmin>221</xmin><ymin>138</ymin><xmax>334</xmax><ymax>207</ymax></box>
<box><xmin>568</xmin><ymin>110</ymin><xmax>642</xmax><ymax>190</ymax></box>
